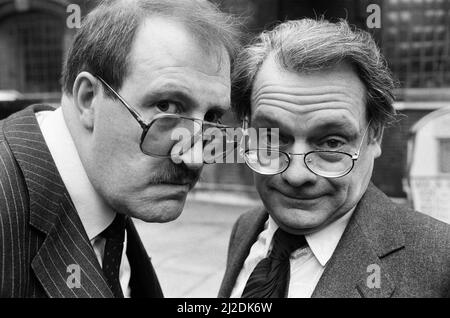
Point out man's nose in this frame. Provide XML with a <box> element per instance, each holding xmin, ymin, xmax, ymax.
<box><xmin>280</xmin><ymin>147</ymin><xmax>318</xmax><ymax>187</ymax></box>
<box><xmin>171</xmin><ymin>129</ymin><xmax>204</xmax><ymax>170</ymax></box>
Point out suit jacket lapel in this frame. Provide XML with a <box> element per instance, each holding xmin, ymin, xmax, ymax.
<box><xmin>312</xmin><ymin>183</ymin><xmax>405</xmax><ymax>298</ymax></box>
<box><xmin>3</xmin><ymin>105</ymin><xmax>113</xmax><ymax>298</ymax></box>
<box><xmin>219</xmin><ymin>208</ymin><xmax>268</xmax><ymax>297</ymax></box>
<box><xmin>126</xmin><ymin>219</ymin><xmax>164</xmax><ymax>298</ymax></box>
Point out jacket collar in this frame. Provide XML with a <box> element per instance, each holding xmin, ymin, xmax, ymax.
<box><xmin>265</xmin><ymin>207</ymin><xmax>355</xmax><ymax>267</ymax></box>
<box><xmin>220</xmin><ymin>182</ymin><xmax>405</xmax><ymax>298</ymax></box>
<box><xmin>126</xmin><ymin>220</ymin><xmax>164</xmax><ymax>298</ymax></box>
<box><xmin>312</xmin><ymin>183</ymin><xmax>405</xmax><ymax>298</ymax></box>
<box><xmin>218</xmin><ymin>207</ymin><xmax>268</xmax><ymax>298</ymax></box>
<box><xmin>3</xmin><ymin>105</ymin><xmax>114</xmax><ymax>297</ymax></box>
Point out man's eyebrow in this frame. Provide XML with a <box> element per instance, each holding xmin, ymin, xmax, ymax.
<box><xmin>252</xmin><ymin>113</ymin><xmax>283</xmax><ymax>127</ymax></box>
<box><xmin>142</xmin><ymin>86</ymin><xmax>195</xmax><ymax>105</ymax></box>
<box><xmin>208</xmin><ymin>105</ymin><xmax>228</xmax><ymax>116</ymax></box>
<box><xmin>142</xmin><ymin>84</ymin><xmax>229</xmax><ymax>112</ymax></box>
<box><xmin>310</xmin><ymin>120</ymin><xmax>359</xmax><ymax>136</ymax></box>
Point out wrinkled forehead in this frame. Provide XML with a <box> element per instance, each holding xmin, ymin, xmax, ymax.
<box><xmin>250</xmin><ymin>57</ymin><xmax>367</xmax><ymax>132</ymax></box>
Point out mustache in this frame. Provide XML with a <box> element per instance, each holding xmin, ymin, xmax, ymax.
<box><xmin>148</xmin><ymin>160</ymin><xmax>200</xmax><ymax>188</ymax></box>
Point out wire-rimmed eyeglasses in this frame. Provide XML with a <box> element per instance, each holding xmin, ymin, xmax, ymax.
<box><xmin>95</xmin><ymin>75</ymin><xmax>235</xmax><ymax>161</ymax></box>
<box><xmin>241</xmin><ymin>117</ymin><xmax>372</xmax><ymax>178</ymax></box>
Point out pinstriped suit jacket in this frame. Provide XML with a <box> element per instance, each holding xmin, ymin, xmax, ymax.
<box><xmin>0</xmin><ymin>104</ymin><xmax>163</xmax><ymax>298</ymax></box>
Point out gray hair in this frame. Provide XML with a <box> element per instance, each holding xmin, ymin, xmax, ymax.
<box><xmin>62</xmin><ymin>0</ymin><xmax>241</xmax><ymax>98</ymax></box>
<box><xmin>232</xmin><ymin>18</ymin><xmax>396</xmax><ymax>137</ymax></box>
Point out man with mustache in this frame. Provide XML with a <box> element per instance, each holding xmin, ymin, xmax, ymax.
<box><xmin>0</xmin><ymin>0</ymin><xmax>239</xmax><ymax>297</ymax></box>
<box><xmin>219</xmin><ymin>19</ymin><xmax>450</xmax><ymax>298</ymax></box>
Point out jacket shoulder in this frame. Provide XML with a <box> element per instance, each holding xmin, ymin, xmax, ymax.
<box><xmin>400</xmin><ymin>205</ymin><xmax>450</xmax><ymax>256</ymax></box>
<box><xmin>391</xmin><ymin>204</ymin><xmax>450</xmax><ymax>296</ymax></box>
<box><xmin>226</xmin><ymin>206</ymin><xmax>267</xmax><ymax>257</ymax></box>
<box><xmin>231</xmin><ymin>207</ymin><xmax>266</xmax><ymax>237</ymax></box>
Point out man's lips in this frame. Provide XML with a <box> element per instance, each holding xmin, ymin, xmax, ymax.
<box><xmin>154</xmin><ymin>179</ymin><xmax>198</xmax><ymax>190</ymax></box>
<box><xmin>151</xmin><ymin>183</ymin><xmax>191</xmax><ymax>199</ymax></box>
<box><xmin>154</xmin><ymin>182</ymin><xmax>191</xmax><ymax>188</ymax></box>
<box><xmin>271</xmin><ymin>187</ymin><xmax>325</xmax><ymax>201</ymax></box>
<box><xmin>161</xmin><ymin>181</ymin><xmax>191</xmax><ymax>186</ymax></box>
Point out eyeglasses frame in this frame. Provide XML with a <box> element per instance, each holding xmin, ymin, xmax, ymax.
<box><xmin>95</xmin><ymin>75</ymin><xmax>233</xmax><ymax>159</ymax></box>
<box><xmin>241</xmin><ymin>116</ymin><xmax>373</xmax><ymax>178</ymax></box>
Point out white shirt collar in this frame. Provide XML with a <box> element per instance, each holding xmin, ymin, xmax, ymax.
<box><xmin>267</xmin><ymin>206</ymin><xmax>355</xmax><ymax>267</ymax></box>
<box><xmin>36</xmin><ymin>107</ymin><xmax>115</xmax><ymax>240</ymax></box>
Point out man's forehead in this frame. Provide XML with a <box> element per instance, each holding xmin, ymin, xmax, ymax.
<box><xmin>119</xmin><ymin>16</ymin><xmax>231</xmax><ymax>111</ymax></box>
<box><xmin>250</xmin><ymin>57</ymin><xmax>366</xmax><ymax>128</ymax></box>
<box><xmin>253</xmin><ymin>107</ymin><xmax>362</xmax><ymax>133</ymax></box>
<box><xmin>129</xmin><ymin>17</ymin><xmax>230</xmax><ymax>78</ymax></box>
<box><xmin>252</xmin><ymin>57</ymin><xmax>365</xmax><ymax>100</ymax></box>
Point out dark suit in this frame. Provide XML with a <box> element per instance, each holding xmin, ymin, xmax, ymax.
<box><xmin>0</xmin><ymin>105</ymin><xmax>163</xmax><ymax>298</ymax></box>
<box><xmin>219</xmin><ymin>183</ymin><xmax>450</xmax><ymax>298</ymax></box>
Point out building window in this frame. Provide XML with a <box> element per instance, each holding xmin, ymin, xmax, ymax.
<box><xmin>382</xmin><ymin>0</ymin><xmax>450</xmax><ymax>88</ymax></box>
<box><xmin>0</xmin><ymin>11</ymin><xmax>65</xmax><ymax>94</ymax></box>
<box><xmin>439</xmin><ymin>138</ymin><xmax>450</xmax><ymax>173</ymax></box>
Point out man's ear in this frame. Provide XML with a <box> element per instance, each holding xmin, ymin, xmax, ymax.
<box><xmin>72</xmin><ymin>72</ymin><xmax>100</xmax><ymax>131</ymax></box>
<box><xmin>370</xmin><ymin>125</ymin><xmax>383</xmax><ymax>158</ymax></box>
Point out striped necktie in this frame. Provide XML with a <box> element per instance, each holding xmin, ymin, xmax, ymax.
<box><xmin>242</xmin><ymin>228</ymin><xmax>307</xmax><ymax>298</ymax></box>
<box><xmin>100</xmin><ymin>213</ymin><xmax>127</xmax><ymax>298</ymax></box>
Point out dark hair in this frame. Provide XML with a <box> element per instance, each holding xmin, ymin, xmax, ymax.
<box><xmin>232</xmin><ymin>18</ymin><xmax>397</xmax><ymax>136</ymax></box>
<box><xmin>62</xmin><ymin>0</ymin><xmax>241</xmax><ymax>98</ymax></box>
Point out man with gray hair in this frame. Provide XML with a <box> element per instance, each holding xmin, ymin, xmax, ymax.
<box><xmin>219</xmin><ymin>19</ymin><xmax>450</xmax><ymax>298</ymax></box>
<box><xmin>0</xmin><ymin>0</ymin><xmax>240</xmax><ymax>297</ymax></box>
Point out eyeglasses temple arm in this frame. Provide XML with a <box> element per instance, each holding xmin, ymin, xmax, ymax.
<box><xmin>95</xmin><ymin>75</ymin><xmax>149</xmax><ymax>129</ymax></box>
<box><xmin>353</xmin><ymin>119</ymin><xmax>373</xmax><ymax>159</ymax></box>
<box><xmin>238</xmin><ymin>116</ymin><xmax>250</xmax><ymax>157</ymax></box>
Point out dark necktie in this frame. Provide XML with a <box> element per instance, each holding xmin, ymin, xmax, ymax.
<box><xmin>242</xmin><ymin>228</ymin><xmax>307</xmax><ymax>298</ymax></box>
<box><xmin>100</xmin><ymin>213</ymin><xmax>127</xmax><ymax>298</ymax></box>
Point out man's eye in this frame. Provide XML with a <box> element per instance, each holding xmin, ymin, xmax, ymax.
<box><xmin>279</xmin><ymin>135</ymin><xmax>291</xmax><ymax>148</ymax></box>
<box><xmin>319</xmin><ymin>138</ymin><xmax>345</xmax><ymax>150</ymax></box>
<box><xmin>257</xmin><ymin>130</ymin><xmax>290</xmax><ymax>148</ymax></box>
<box><xmin>155</xmin><ymin>101</ymin><xmax>180</xmax><ymax>113</ymax></box>
<box><xmin>204</xmin><ymin>112</ymin><xmax>223</xmax><ymax>124</ymax></box>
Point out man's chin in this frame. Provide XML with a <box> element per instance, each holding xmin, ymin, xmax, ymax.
<box><xmin>271</xmin><ymin>208</ymin><xmax>324</xmax><ymax>232</ymax></box>
<box><xmin>134</xmin><ymin>200</ymin><xmax>185</xmax><ymax>222</ymax></box>
<box><xmin>259</xmin><ymin>194</ymin><xmax>332</xmax><ymax>234</ymax></box>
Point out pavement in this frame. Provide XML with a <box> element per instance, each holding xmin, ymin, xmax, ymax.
<box><xmin>133</xmin><ymin>196</ymin><xmax>259</xmax><ymax>298</ymax></box>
